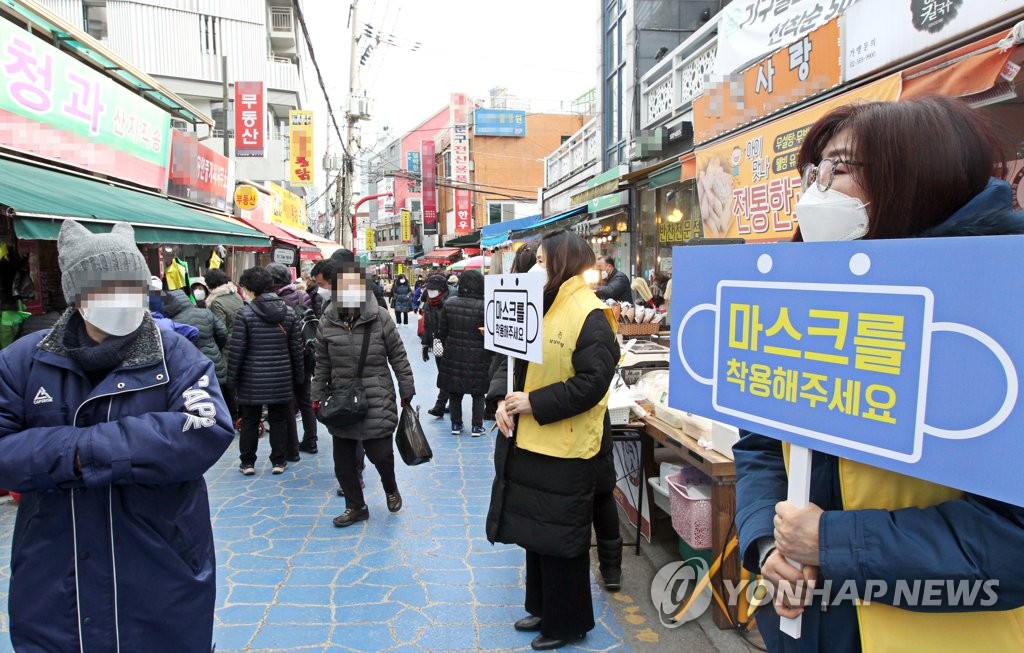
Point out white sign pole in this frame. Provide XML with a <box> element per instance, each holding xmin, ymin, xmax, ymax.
<box><xmin>780</xmin><ymin>444</ymin><xmax>813</xmax><ymax>639</ymax></box>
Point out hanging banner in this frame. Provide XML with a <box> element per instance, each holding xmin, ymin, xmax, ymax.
<box><xmin>365</xmin><ymin>227</ymin><xmax>375</xmax><ymax>251</ymax></box>
<box><xmin>694</xmin><ymin>19</ymin><xmax>842</xmax><ymax>145</ymax></box>
<box><xmin>421</xmin><ymin>140</ymin><xmax>438</xmax><ymax>235</ymax></box>
<box><xmin>0</xmin><ymin>19</ymin><xmax>171</xmax><ymax>189</ymax></box>
<box><xmin>695</xmin><ymin>75</ymin><xmax>900</xmax><ymax>244</ymax></box>
<box><xmin>289</xmin><ymin>109</ymin><xmax>313</xmax><ymax>187</ymax></box>
<box><xmin>670</xmin><ymin>235</ymin><xmax>1024</xmax><ymax>508</ymax></box>
<box><xmin>234</xmin><ymin>81</ymin><xmax>265</xmax><ymax>158</ymax></box>
<box><xmin>451</xmin><ymin>93</ymin><xmax>473</xmax><ymax>234</ymax></box>
<box><xmin>714</xmin><ymin>0</ymin><xmax>860</xmax><ymax>77</ymax></box>
<box><xmin>401</xmin><ymin>208</ymin><xmax>412</xmax><ymax>243</ymax></box>
<box><xmin>407</xmin><ymin>150</ymin><xmax>421</xmax><ymax>173</ymax></box>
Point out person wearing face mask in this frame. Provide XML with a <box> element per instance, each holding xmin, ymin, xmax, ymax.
<box><xmin>159</xmin><ymin>288</ymin><xmax>229</xmax><ymax>391</ymax></box>
<box><xmin>189</xmin><ymin>277</ymin><xmax>210</xmax><ymax>308</ymax></box>
<box><xmin>205</xmin><ymin>268</ymin><xmax>245</xmax><ymax>423</ymax></box>
<box><xmin>735</xmin><ymin>96</ymin><xmax>1024</xmax><ymax>653</ymax></box>
<box><xmin>591</xmin><ymin>256</ymin><xmax>633</xmax><ymax>304</ymax></box>
<box><xmin>436</xmin><ymin>269</ymin><xmax>492</xmax><ymax>436</ymax></box>
<box><xmin>228</xmin><ymin>266</ymin><xmax>305</xmax><ymax>476</ymax></box>
<box><xmin>420</xmin><ymin>273</ymin><xmax>452</xmax><ymax>418</ymax></box>
<box><xmin>391</xmin><ymin>274</ymin><xmax>413</xmax><ymax>325</ymax></box>
<box><xmin>486</xmin><ymin>230</ymin><xmax>620</xmax><ymax>650</ymax></box>
<box><xmin>310</xmin><ymin>260</ymin><xmax>415</xmax><ymax>527</ymax></box>
<box><xmin>0</xmin><ymin>220</ymin><xmax>233</xmax><ymax>653</ymax></box>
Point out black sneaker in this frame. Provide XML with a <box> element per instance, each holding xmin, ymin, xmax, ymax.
<box><xmin>386</xmin><ymin>491</ymin><xmax>403</xmax><ymax>513</ymax></box>
<box><xmin>239</xmin><ymin>464</ymin><xmax>255</xmax><ymax>476</ymax></box>
<box><xmin>286</xmin><ymin>453</ymin><xmax>301</xmax><ymax>463</ymax></box>
<box><xmin>333</xmin><ymin>505</ymin><xmax>369</xmax><ymax>527</ymax></box>
<box><xmin>298</xmin><ymin>441</ymin><xmax>318</xmax><ymax>454</ymax></box>
<box><xmin>426</xmin><ymin>406</ymin><xmax>444</xmax><ymax>418</ymax></box>
<box><xmin>271</xmin><ymin>462</ymin><xmax>287</xmax><ymax>474</ymax></box>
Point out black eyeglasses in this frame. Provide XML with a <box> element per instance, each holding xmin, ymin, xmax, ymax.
<box><xmin>801</xmin><ymin>158</ymin><xmax>866</xmax><ymax>192</ymax></box>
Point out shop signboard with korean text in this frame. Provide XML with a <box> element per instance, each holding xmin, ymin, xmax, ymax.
<box><xmin>234</xmin><ymin>81</ymin><xmax>265</xmax><ymax>158</ymax></box>
<box><xmin>267</xmin><ymin>182</ymin><xmax>306</xmax><ymax>230</ymax></box>
<box><xmin>167</xmin><ymin>129</ymin><xmax>232</xmax><ymax>210</ymax></box>
<box><xmin>234</xmin><ymin>184</ymin><xmax>259</xmax><ymax>211</ymax></box>
<box><xmin>401</xmin><ymin>208</ymin><xmax>412</xmax><ymax>243</ymax></box>
<box><xmin>451</xmin><ymin>93</ymin><xmax>472</xmax><ymax>234</ymax></box>
<box><xmin>671</xmin><ymin>237</ymin><xmax>1024</xmax><ymax>506</ymax></box>
<box><xmin>289</xmin><ymin>109</ymin><xmax>313</xmax><ymax>187</ymax></box>
<box><xmin>694</xmin><ymin>19</ymin><xmax>841</xmax><ymax>145</ymax></box>
<box><xmin>714</xmin><ymin>0</ymin><xmax>860</xmax><ymax>76</ymax></box>
<box><xmin>365</xmin><ymin>228</ymin><xmax>375</xmax><ymax>251</ymax></box>
<box><xmin>474</xmin><ymin>109</ymin><xmax>527</xmax><ymax>137</ymax></box>
<box><xmin>844</xmin><ymin>0</ymin><xmax>1021</xmax><ymax>81</ymax></box>
<box><xmin>695</xmin><ymin>75</ymin><xmax>899</xmax><ymax>243</ymax></box>
<box><xmin>484</xmin><ymin>273</ymin><xmax>544</xmax><ymax>364</ymax></box>
<box><xmin>406</xmin><ymin>150</ymin><xmax>420</xmax><ymax>173</ymax></box>
<box><xmin>0</xmin><ymin>19</ymin><xmax>171</xmax><ymax>189</ymax></box>
<box><xmin>421</xmin><ymin>140</ymin><xmax>437</xmax><ymax>235</ymax></box>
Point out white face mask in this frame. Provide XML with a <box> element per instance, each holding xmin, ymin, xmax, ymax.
<box><xmin>427</xmin><ymin>289</ymin><xmax>441</xmax><ymax>299</ymax></box>
<box><xmin>796</xmin><ymin>186</ymin><xmax>870</xmax><ymax>242</ymax></box>
<box><xmin>529</xmin><ymin>264</ymin><xmax>548</xmax><ymax>286</ymax></box>
<box><xmin>193</xmin><ymin>289</ymin><xmax>206</xmax><ymax>301</ymax></box>
<box><xmin>79</xmin><ymin>293</ymin><xmax>146</xmax><ymax>337</ymax></box>
<box><xmin>601</xmin><ymin>270</ymin><xmax>609</xmax><ymax>280</ymax></box>
<box><xmin>338</xmin><ymin>289</ymin><xmax>364</xmax><ymax>308</ymax></box>
<box><xmin>317</xmin><ymin>287</ymin><xmax>331</xmax><ymax>302</ymax></box>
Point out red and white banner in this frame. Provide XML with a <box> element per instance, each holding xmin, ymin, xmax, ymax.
<box><xmin>234</xmin><ymin>81</ymin><xmax>264</xmax><ymax>158</ymax></box>
<box><xmin>451</xmin><ymin>93</ymin><xmax>472</xmax><ymax>234</ymax></box>
<box><xmin>167</xmin><ymin>129</ymin><xmax>232</xmax><ymax>210</ymax></box>
<box><xmin>421</xmin><ymin>139</ymin><xmax>437</xmax><ymax>235</ymax></box>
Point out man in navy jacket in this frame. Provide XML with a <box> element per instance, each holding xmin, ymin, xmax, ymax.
<box><xmin>0</xmin><ymin>220</ymin><xmax>233</xmax><ymax>653</ymax></box>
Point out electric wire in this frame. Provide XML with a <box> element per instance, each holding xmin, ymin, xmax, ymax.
<box><xmin>292</xmin><ymin>0</ymin><xmax>348</xmax><ymax>157</ymax></box>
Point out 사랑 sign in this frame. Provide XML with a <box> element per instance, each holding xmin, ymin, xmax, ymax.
<box><xmin>484</xmin><ymin>273</ymin><xmax>544</xmax><ymax>364</ymax></box>
<box><xmin>670</xmin><ymin>237</ymin><xmax>1024</xmax><ymax>506</ymax></box>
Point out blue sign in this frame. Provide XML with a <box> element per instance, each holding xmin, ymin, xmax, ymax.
<box><xmin>671</xmin><ymin>237</ymin><xmax>1023</xmax><ymax>505</ymax></box>
<box><xmin>474</xmin><ymin>109</ymin><xmax>527</xmax><ymax>137</ymax></box>
<box><xmin>406</xmin><ymin>151</ymin><xmax>421</xmax><ymax>173</ymax></box>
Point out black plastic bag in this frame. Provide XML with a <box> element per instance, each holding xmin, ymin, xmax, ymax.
<box><xmin>396</xmin><ymin>405</ymin><xmax>433</xmax><ymax>466</ymax></box>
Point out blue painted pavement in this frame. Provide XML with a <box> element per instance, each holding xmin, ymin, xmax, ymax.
<box><xmin>0</xmin><ymin>319</ymin><xmax>631</xmax><ymax>652</ymax></box>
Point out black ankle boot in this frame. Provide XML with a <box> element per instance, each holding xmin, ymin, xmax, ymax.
<box><xmin>596</xmin><ymin>537</ymin><xmax>623</xmax><ymax>591</ymax></box>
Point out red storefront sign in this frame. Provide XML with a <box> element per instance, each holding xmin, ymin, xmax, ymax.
<box><xmin>167</xmin><ymin>129</ymin><xmax>231</xmax><ymax>210</ymax></box>
<box><xmin>421</xmin><ymin>139</ymin><xmax>437</xmax><ymax>235</ymax></box>
<box><xmin>234</xmin><ymin>81</ymin><xmax>264</xmax><ymax>158</ymax></box>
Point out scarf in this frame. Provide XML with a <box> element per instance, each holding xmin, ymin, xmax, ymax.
<box><xmin>63</xmin><ymin>310</ymin><xmax>142</xmax><ymax>384</ymax></box>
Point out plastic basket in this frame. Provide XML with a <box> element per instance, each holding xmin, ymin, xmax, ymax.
<box><xmin>666</xmin><ymin>469</ymin><xmax>713</xmax><ymax>550</ymax></box>
<box><xmin>618</xmin><ymin>322</ymin><xmax>660</xmax><ymax>336</ymax></box>
<box><xmin>609</xmin><ymin>406</ymin><xmax>632</xmax><ymax>425</ymax></box>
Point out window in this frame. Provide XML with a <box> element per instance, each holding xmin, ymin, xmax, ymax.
<box><xmin>83</xmin><ymin>1</ymin><xmax>107</xmax><ymax>41</ymax></box>
<box><xmin>487</xmin><ymin>201</ymin><xmax>515</xmax><ymax>225</ymax></box>
<box><xmin>442</xmin><ymin>150</ymin><xmax>452</xmax><ymax>179</ymax></box>
<box><xmin>210</xmin><ymin>100</ymin><xmax>232</xmax><ymax>138</ymax></box>
<box><xmin>200</xmin><ymin>14</ymin><xmax>220</xmax><ymax>55</ymax></box>
<box><xmin>603</xmin><ymin>1</ymin><xmax>627</xmax><ymax>168</ymax></box>
<box><xmin>561</xmin><ymin>135</ymin><xmax>571</xmax><ymax>144</ymax></box>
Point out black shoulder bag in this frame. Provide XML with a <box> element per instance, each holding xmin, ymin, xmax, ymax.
<box><xmin>318</xmin><ymin>323</ymin><xmax>372</xmax><ymax>428</ymax></box>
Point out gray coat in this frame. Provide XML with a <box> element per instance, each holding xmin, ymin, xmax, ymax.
<box><xmin>311</xmin><ymin>290</ymin><xmax>415</xmax><ymax>441</ymax></box>
<box><xmin>161</xmin><ymin>289</ymin><xmax>228</xmax><ymax>384</ymax></box>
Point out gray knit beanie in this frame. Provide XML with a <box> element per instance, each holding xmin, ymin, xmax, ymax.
<box><xmin>58</xmin><ymin>220</ymin><xmax>149</xmax><ymax>303</ymax></box>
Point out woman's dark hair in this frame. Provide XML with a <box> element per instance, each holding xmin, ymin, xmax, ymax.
<box><xmin>205</xmin><ymin>268</ymin><xmax>229</xmax><ymax>289</ymax></box>
<box><xmin>510</xmin><ymin>243</ymin><xmax>537</xmax><ymax>273</ymax></box>
<box><xmin>457</xmin><ymin>269</ymin><xmax>484</xmax><ymax>298</ymax></box>
<box><xmin>796</xmin><ymin>96</ymin><xmax>1005</xmax><ymax>240</ymax></box>
<box><xmin>540</xmin><ymin>229</ymin><xmax>596</xmax><ymax>294</ymax></box>
<box><xmin>238</xmin><ymin>266</ymin><xmax>274</xmax><ymax>295</ymax></box>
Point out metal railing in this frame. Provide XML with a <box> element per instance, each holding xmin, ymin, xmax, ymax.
<box><xmin>270</xmin><ymin>7</ymin><xmax>293</xmax><ymax>33</ymax></box>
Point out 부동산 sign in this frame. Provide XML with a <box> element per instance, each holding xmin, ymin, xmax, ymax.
<box><xmin>670</xmin><ymin>237</ymin><xmax>1024</xmax><ymax>506</ymax></box>
<box><xmin>0</xmin><ymin>19</ymin><xmax>171</xmax><ymax>189</ymax></box>
<box><xmin>484</xmin><ymin>273</ymin><xmax>544</xmax><ymax>364</ymax></box>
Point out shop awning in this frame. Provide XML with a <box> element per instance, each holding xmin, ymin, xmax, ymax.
<box><xmin>445</xmin><ymin>230</ymin><xmax>481</xmax><ymax>248</ymax></box>
<box><xmin>275</xmin><ymin>224</ymin><xmax>343</xmax><ymax>259</ymax></box>
<box><xmin>2</xmin><ymin>158</ymin><xmax>268</xmax><ymax>246</ymax></box>
<box><xmin>235</xmin><ymin>218</ymin><xmax>318</xmax><ymax>255</ymax></box>
<box><xmin>901</xmin><ymin>31</ymin><xmax>1020</xmax><ymax>100</ymax></box>
<box><xmin>481</xmin><ymin>213</ymin><xmax>541</xmax><ymax>248</ymax></box>
<box><xmin>514</xmin><ymin>205</ymin><xmax>590</xmax><ymax>240</ymax></box>
<box><xmin>419</xmin><ymin>247</ymin><xmax>462</xmax><ymax>265</ymax></box>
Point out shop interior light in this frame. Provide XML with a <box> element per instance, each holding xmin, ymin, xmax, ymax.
<box><xmin>668</xmin><ymin>209</ymin><xmax>683</xmax><ymax>223</ymax></box>
<box><xmin>583</xmin><ymin>268</ymin><xmax>601</xmax><ymax>284</ymax></box>
<box><xmin>617</xmin><ymin>219</ymin><xmax>628</xmax><ymax>231</ymax></box>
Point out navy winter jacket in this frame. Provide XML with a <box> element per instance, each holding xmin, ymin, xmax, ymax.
<box><xmin>0</xmin><ymin>309</ymin><xmax>233</xmax><ymax>653</ymax></box>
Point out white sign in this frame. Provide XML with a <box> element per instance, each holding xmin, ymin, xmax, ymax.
<box><xmin>714</xmin><ymin>0</ymin><xmax>861</xmax><ymax>76</ymax></box>
<box><xmin>272</xmin><ymin>246</ymin><xmax>296</xmax><ymax>266</ymax></box>
<box><xmin>484</xmin><ymin>273</ymin><xmax>544</xmax><ymax>364</ymax></box>
<box><xmin>844</xmin><ymin>0</ymin><xmax>1021</xmax><ymax>80</ymax></box>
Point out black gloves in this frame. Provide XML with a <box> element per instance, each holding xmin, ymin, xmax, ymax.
<box><xmin>422</xmin><ymin>346</ymin><xmax>429</xmax><ymax>362</ymax></box>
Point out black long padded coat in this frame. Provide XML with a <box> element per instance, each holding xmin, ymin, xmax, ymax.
<box><xmin>227</xmin><ymin>293</ymin><xmax>304</xmax><ymax>405</ymax></box>
<box><xmin>437</xmin><ymin>270</ymin><xmax>492</xmax><ymax>396</ymax></box>
<box><xmin>485</xmin><ymin>308</ymin><xmax>619</xmax><ymax>558</ymax></box>
<box><xmin>311</xmin><ymin>289</ymin><xmax>415</xmax><ymax>441</ymax></box>
<box><xmin>161</xmin><ymin>289</ymin><xmax>229</xmax><ymax>385</ymax></box>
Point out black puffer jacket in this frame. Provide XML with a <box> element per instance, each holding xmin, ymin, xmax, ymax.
<box><xmin>419</xmin><ymin>290</ymin><xmax>449</xmax><ymax>348</ymax></box>
<box><xmin>438</xmin><ymin>271</ymin><xmax>492</xmax><ymax>395</ymax></box>
<box><xmin>161</xmin><ymin>289</ymin><xmax>228</xmax><ymax>384</ymax></box>
<box><xmin>392</xmin><ymin>280</ymin><xmax>413</xmax><ymax>312</ymax></box>
<box><xmin>486</xmin><ymin>308</ymin><xmax>619</xmax><ymax>558</ymax></box>
<box><xmin>311</xmin><ymin>289</ymin><xmax>415</xmax><ymax>441</ymax></box>
<box><xmin>227</xmin><ymin>293</ymin><xmax>304</xmax><ymax>405</ymax></box>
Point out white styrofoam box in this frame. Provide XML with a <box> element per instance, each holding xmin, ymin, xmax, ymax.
<box><xmin>711</xmin><ymin>421</ymin><xmax>740</xmax><ymax>460</ymax></box>
<box><xmin>660</xmin><ymin>462</ymin><xmax>684</xmax><ymax>483</ymax></box>
<box><xmin>647</xmin><ymin>476</ymin><xmax>671</xmax><ymax>514</ymax></box>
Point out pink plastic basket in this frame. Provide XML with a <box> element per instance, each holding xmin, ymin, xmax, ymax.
<box><xmin>666</xmin><ymin>468</ymin><xmax>713</xmax><ymax>550</ymax></box>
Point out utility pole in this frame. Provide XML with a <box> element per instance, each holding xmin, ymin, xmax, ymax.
<box><xmin>334</xmin><ymin>0</ymin><xmax>361</xmax><ymax>250</ymax></box>
<box><xmin>221</xmin><ymin>55</ymin><xmax>229</xmax><ymax>158</ymax></box>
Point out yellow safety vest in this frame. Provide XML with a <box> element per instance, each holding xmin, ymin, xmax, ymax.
<box><xmin>783</xmin><ymin>444</ymin><xmax>1024</xmax><ymax>651</ymax></box>
<box><xmin>516</xmin><ymin>275</ymin><xmax>616</xmax><ymax>460</ymax></box>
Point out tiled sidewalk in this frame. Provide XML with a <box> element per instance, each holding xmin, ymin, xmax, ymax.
<box><xmin>0</xmin><ymin>322</ymin><xmax>631</xmax><ymax>652</ymax></box>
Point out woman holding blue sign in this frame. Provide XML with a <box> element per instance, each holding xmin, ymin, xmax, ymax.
<box><xmin>735</xmin><ymin>96</ymin><xmax>1024</xmax><ymax>652</ymax></box>
<box><xmin>485</xmin><ymin>230</ymin><xmax>620</xmax><ymax>650</ymax></box>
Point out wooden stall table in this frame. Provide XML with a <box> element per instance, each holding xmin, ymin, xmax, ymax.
<box><xmin>642</xmin><ymin>414</ymin><xmax>739</xmax><ymax>629</ymax></box>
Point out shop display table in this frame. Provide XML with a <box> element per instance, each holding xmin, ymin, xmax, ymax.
<box><xmin>642</xmin><ymin>415</ymin><xmax>739</xmax><ymax>629</ymax></box>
